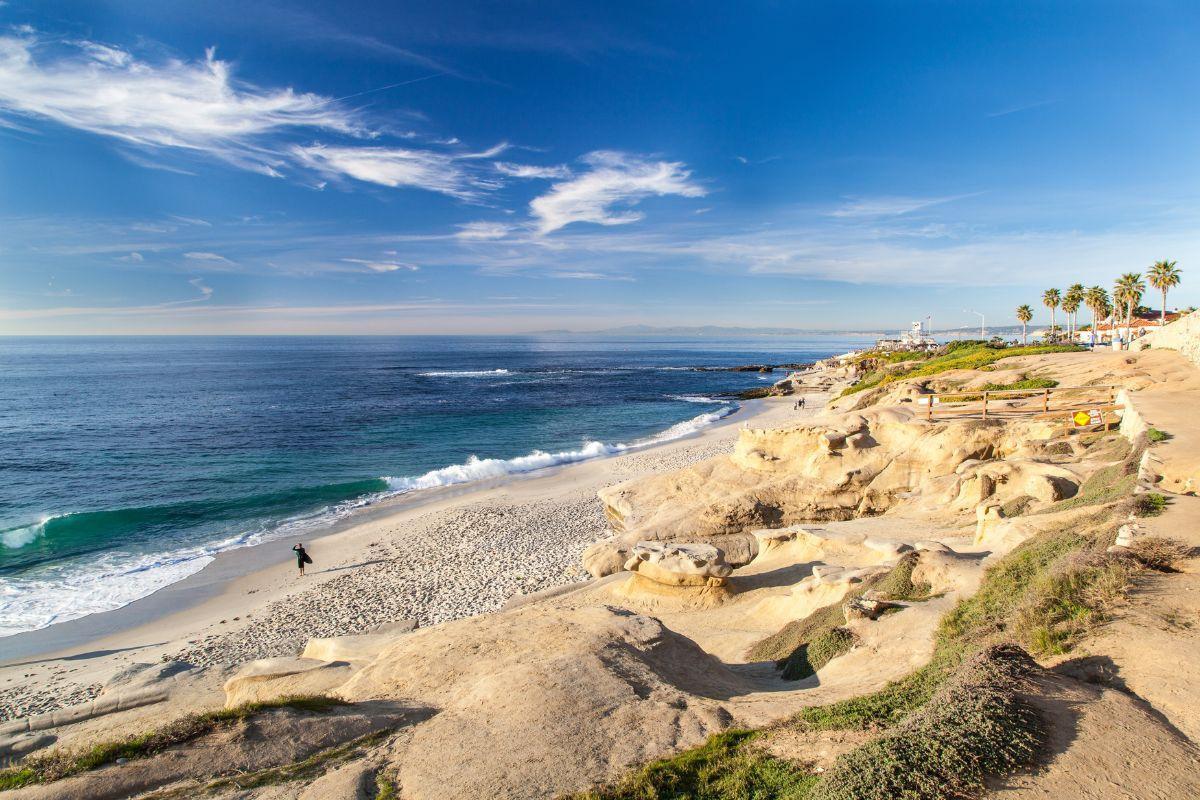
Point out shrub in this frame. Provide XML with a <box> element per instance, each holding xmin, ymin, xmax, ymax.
<box><xmin>808</xmin><ymin>645</ymin><xmax>1045</xmax><ymax>800</ymax></box>
<box><xmin>1134</xmin><ymin>492</ymin><xmax>1169</xmax><ymax>517</ymax></box>
<box><xmin>1146</xmin><ymin>427</ymin><xmax>1170</xmax><ymax>443</ymax></box>
<box><xmin>572</xmin><ymin>730</ymin><xmax>816</xmax><ymax>800</ymax></box>
<box><xmin>1128</xmin><ymin>536</ymin><xmax>1191</xmax><ymax>571</ymax></box>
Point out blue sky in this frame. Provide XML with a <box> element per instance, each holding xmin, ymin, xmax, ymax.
<box><xmin>2</xmin><ymin>0</ymin><xmax>1198</xmax><ymax>334</ymax></box>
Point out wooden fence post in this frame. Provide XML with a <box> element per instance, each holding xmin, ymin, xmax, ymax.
<box><xmin>1043</xmin><ymin>388</ymin><xmax>1049</xmax><ymax>413</ymax></box>
<box><xmin>982</xmin><ymin>391</ymin><xmax>988</xmax><ymax>419</ymax></box>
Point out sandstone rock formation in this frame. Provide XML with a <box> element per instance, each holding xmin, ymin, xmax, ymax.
<box><xmin>623</xmin><ymin>541</ymin><xmax>732</xmax><ymax>587</ymax></box>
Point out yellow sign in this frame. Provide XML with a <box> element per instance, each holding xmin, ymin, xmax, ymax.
<box><xmin>1073</xmin><ymin>410</ymin><xmax>1102</xmax><ymax>427</ymax></box>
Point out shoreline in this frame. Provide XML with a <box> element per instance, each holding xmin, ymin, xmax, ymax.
<box><xmin>0</xmin><ymin>395</ymin><xmax>746</xmax><ymax>656</ymax></box>
<box><xmin>0</xmin><ymin>393</ymin><xmax>817</xmax><ymax>719</ymax></box>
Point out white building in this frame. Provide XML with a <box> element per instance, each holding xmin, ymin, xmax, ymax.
<box><xmin>876</xmin><ymin>320</ymin><xmax>939</xmax><ymax>352</ymax></box>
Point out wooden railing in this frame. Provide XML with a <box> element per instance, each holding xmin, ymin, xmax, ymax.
<box><xmin>919</xmin><ymin>385</ymin><xmax>1120</xmax><ymax>421</ymax></box>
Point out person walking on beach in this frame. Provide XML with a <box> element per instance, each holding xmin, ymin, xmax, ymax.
<box><xmin>292</xmin><ymin>543</ymin><xmax>312</xmax><ymax>577</ymax></box>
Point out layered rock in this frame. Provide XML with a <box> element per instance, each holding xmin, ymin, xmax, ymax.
<box><xmin>589</xmin><ymin>406</ymin><xmax>1069</xmax><ymax>577</ymax></box>
<box><xmin>623</xmin><ymin>542</ymin><xmax>732</xmax><ymax>587</ymax></box>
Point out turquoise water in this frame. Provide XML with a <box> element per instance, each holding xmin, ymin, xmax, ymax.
<box><xmin>0</xmin><ymin>335</ymin><xmax>866</xmax><ymax>637</ymax></box>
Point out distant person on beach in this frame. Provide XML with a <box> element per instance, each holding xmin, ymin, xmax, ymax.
<box><xmin>292</xmin><ymin>543</ymin><xmax>312</xmax><ymax>576</ymax></box>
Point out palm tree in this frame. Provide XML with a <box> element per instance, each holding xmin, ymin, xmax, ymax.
<box><xmin>1015</xmin><ymin>304</ymin><xmax>1033</xmax><ymax>345</ymax></box>
<box><xmin>1042</xmin><ymin>288</ymin><xmax>1061</xmax><ymax>341</ymax></box>
<box><xmin>1113</xmin><ymin>272</ymin><xmax>1146</xmax><ymax>336</ymax></box>
<box><xmin>1147</xmin><ymin>260</ymin><xmax>1182</xmax><ymax>326</ymax></box>
<box><xmin>1063</xmin><ymin>283</ymin><xmax>1084</xmax><ymax>341</ymax></box>
<box><xmin>1084</xmin><ymin>285</ymin><xmax>1109</xmax><ymax>345</ymax></box>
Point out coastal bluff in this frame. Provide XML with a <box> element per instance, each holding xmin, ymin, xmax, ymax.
<box><xmin>4</xmin><ymin>333</ymin><xmax>1200</xmax><ymax>799</ymax></box>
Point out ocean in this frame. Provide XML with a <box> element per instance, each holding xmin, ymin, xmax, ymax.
<box><xmin>0</xmin><ymin>335</ymin><xmax>867</xmax><ymax>638</ymax></box>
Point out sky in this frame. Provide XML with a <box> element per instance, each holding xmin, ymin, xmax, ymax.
<box><xmin>1</xmin><ymin>0</ymin><xmax>1199</xmax><ymax>335</ymax></box>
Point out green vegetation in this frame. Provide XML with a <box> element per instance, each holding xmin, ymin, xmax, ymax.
<box><xmin>1000</xmin><ymin>494</ymin><xmax>1034</xmax><ymax>518</ymax></box>
<box><xmin>841</xmin><ymin>343</ymin><xmax>1080</xmax><ymax>397</ymax></box>
<box><xmin>375</xmin><ymin>772</ymin><xmax>400</xmax><ymax>800</ymax></box>
<box><xmin>1037</xmin><ymin>461</ymin><xmax>1137</xmax><ymax>515</ymax></box>
<box><xmin>749</xmin><ymin>553</ymin><xmax>931</xmax><ymax>680</ymax></box>
<box><xmin>812</xmin><ymin>646</ymin><xmax>1044</xmax><ymax>800</ymax></box>
<box><xmin>781</xmin><ymin>627</ymin><xmax>858</xmax><ymax>681</ymax></box>
<box><xmin>0</xmin><ymin>695</ymin><xmax>350</xmax><ymax>790</ymax></box>
<box><xmin>1146</xmin><ymin>427</ymin><xmax>1170</xmax><ymax>443</ymax></box>
<box><xmin>1135</xmin><ymin>492</ymin><xmax>1169</xmax><ymax>517</ymax></box>
<box><xmin>573</xmin><ymin>730</ymin><xmax>818</xmax><ymax>800</ymax></box>
<box><xmin>978</xmin><ymin>377</ymin><xmax>1058</xmax><ymax>392</ymax></box>
<box><xmin>170</xmin><ymin>730</ymin><xmax>391</xmax><ymax>797</ymax></box>
<box><xmin>572</xmin><ymin>486</ymin><xmax>1153</xmax><ymax>800</ymax></box>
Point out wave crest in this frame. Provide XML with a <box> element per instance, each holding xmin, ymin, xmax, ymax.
<box><xmin>419</xmin><ymin>369</ymin><xmax>510</xmax><ymax>377</ymax></box>
<box><xmin>384</xmin><ymin>405</ymin><xmax>735</xmax><ymax>494</ymax></box>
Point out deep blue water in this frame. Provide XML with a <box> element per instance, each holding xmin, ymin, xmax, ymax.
<box><xmin>0</xmin><ymin>335</ymin><xmax>867</xmax><ymax>636</ymax></box>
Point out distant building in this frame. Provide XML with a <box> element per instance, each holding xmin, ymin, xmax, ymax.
<box><xmin>1073</xmin><ymin>309</ymin><xmax>1183</xmax><ymax>345</ymax></box>
<box><xmin>876</xmin><ymin>320</ymin><xmax>939</xmax><ymax>352</ymax></box>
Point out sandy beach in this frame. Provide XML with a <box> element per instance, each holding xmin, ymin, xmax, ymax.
<box><xmin>0</xmin><ymin>393</ymin><xmax>814</xmax><ymax>721</ymax></box>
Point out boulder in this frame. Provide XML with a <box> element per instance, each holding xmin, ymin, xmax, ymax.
<box><xmin>582</xmin><ymin>537</ymin><xmax>631</xmax><ymax>578</ymax></box>
<box><xmin>623</xmin><ymin>542</ymin><xmax>733</xmax><ymax>587</ymax></box>
<box><xmin>223</xmin><ymin>657</ymin><xmax>355</xmax><ymax>707</ymax></box>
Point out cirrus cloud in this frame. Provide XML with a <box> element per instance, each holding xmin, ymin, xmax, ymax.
<box><xmin>529</xmin><ymin>151</ymin><xmax>706</xmax><ymax>235</ymax></box>
<box><xmin>0</xmin><ymin>32</ymin><xmax>365</xmax><ymax>176</ymax></box>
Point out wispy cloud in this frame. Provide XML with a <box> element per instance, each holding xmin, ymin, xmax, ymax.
<box><xmin>456</xmin><ymin>221</ymin><xmax>513</xmax><ymax>240</ymax></box>
<box><xmin>340</xmin><ymin>257</ymin><xmax>419</xmax><ymax>272</ymax></box>
<box><xmin>292</xmin><ymin>144</ymin><xmax>505</xmax><ymax>198</ymax></box>
<box><xmin>185</xmin><ymin>277</ymin><xmax>213</xmax><ymax>301</ymax></box>
<box><xmin>826</xmin><ymin>193</ymin><xmax>982</xmax><ymax>219</ymax></box>
<box><xmin>547</xmin><ymin>270</ymin><xmax>636</xmax><ymax>282</ymax></box>
<box><xmin>169</xmin><ymin>215</ymin><xmax>211</xmax><ymax>227</ymax></box>
<box><xmin>184</xmin><ymin>251</ymin><xmax>234</xmax><ymax>264</ymax></box>
<box><xmin>494</xmin><ymin>161</ymin><xmax>571</xmax><ymax>179</ymax></box>
<box><xmin>0</xmin><ymin>33</ymin><xmax>365</xmax><ymax>176</ymax></box>
<box><xmin>986</xmin><ymin>99</ymin><xmax>1057</xmax><ymax>118</ymax></box>
<box><xmin>529</xmin><ymin>151</ymin><xmax>706</xmax><ymax>234</ymax></box>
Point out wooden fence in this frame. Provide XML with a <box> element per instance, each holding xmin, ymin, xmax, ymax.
<box><xmin>919</xmin><ymin>384</ymin><xmax>1120</xmax><ymax>422</ymax></box>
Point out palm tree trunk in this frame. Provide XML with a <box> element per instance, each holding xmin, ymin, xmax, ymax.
<box><xmin>1022</xmin><ymin>322</ymin><xmax>1027</xmax><ymax>345</ymax></box>
<box><xmin>1162</xmin><ymin>288</ymin><xmax>1168</xmax><ymax>326</ymax></box>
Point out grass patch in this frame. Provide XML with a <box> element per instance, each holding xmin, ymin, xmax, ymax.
<box><xmin>571</xmin><ymin>730</ymin><xmax>817</xmax><ymax>800</ymax></box>
<box><xmin>0</xmin><ymin>695</ymin><xmax>350</xmax><ymax>789</ymax></box>
<box><xmin>782</xmin><ymin>628</ymin><xmax>858</xmax><ymax>681</ymax></box>
<box><xmin>807</xmin><ymin>645</ymin><xmax>1044</xmax><ymax>800</ymax></box>
<box><xmin>750</xmin><ymin>554</ymin><xmax>930</xmax><ymax>680</ymax></box>
<box><xmin>841</xmin><ymin>344</ymin><xmax>1080</xmax><ymax>397</ymax></box>
<box><xmin>1134</xmin><ymin>492</ymin><xmax>1169</xmax><ymax>517</ymax></box>
<box><xmin>140</xmin><ymin>729</ymin><xmax>391</xmax><ymax>798</ymax></box>
<box><xmin>1038</xmin><ymin>460</ymin><xmax>1137</xmax><ymax>515</ymax></box>
<box><xmin>1146</xmin><ymin>427</ymin><xmax>1170</xmax><ymax>443</ymax></box>
<box><xmin>375</xmin><ymin>771</ymin><xmax>399</xmax><ymax>800</ymax></box>
<box><xmin>1000</xmin><ymin>494</ymin><xmax>1034</xmax><ymax>518</ymax></box>
<box><xmin>790</xmin><ymin>645</ymin><xmax>963</xmax><ymax>732</ymax></box>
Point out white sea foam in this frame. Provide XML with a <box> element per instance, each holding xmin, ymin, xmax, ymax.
<box><xmin>418</xmin><ymin>369</ymin><xmax>510</xmax><ymax>377</ymax></box>
<box><xmin>384</xmin><ymin>405</ymin><xmax>735</xmax><ymax>494</ymax></box>
<box><xmin>1</xmin><ymin>517</ymin><xmax>48</xmax><ymax>549</ymax></box>
<box><xmin>0</xmin><ymin>495</ymin><xmax>378</xmax><ymax>637</ymax></box>
<box><xmin>667</xmin><ymin>394</ymin><xmax>729</xmax><ymax>404</ymax></box>
<box><xmin>0</xmin><ymin>404</ymin><xmax>737</xmax><ymax>638</ymax></box>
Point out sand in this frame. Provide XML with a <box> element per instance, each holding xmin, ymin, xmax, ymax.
<box><xmin>0</xmin><ymin>393</ymin><xmax>815</xmax><ymax>721</ymax></box>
